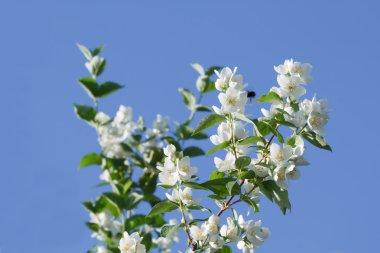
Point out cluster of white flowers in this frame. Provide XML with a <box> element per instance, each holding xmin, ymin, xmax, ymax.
<box><xmin>95</xmin><ymin>105</ymin><xmax>137</xmax><ymax>159</ymax></box>
<box><xmin>212</xmin><ymin>67</ymin><xmax>248</xmax><ymax>115</ymax></box>
<box><xmin>75</xmin><ymin>52</ymin><xmax>330</xmax><ymax>253</ymax></box>
<box><xmin>210</xmin><ymin>67</ymin><xmax>254</xmax><ymax>175</ymax></box>
<box><xmin>157</xmin><ymin>144</ymin><xmax>198</xmax><ymax>186</ymax></box>
<box><xmin>186</xmin><ymin>213</ymin><xmax>269</xmax><ymax>253</ymax></box>
<box><xmin>90</xmin><ymin>210</ymin><xmax>120</xmax><ymax>243</ymax></box>
<box><xmin>141</xmin><ymin>114</ymin><xmax>170</xmax><ymax>151</ymax></box>
<box><xmin>259</xmin><ymin>59</ymin><xmax>330</xmax><ymax>189</ymax></box>
<box><xmin>263</xmin><ymin>59</ymin><xmax>329</xmax><ymax>134</ymax></box>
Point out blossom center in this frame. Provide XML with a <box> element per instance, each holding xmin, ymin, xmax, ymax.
<box><xmin>226</xmin><ymin>95</ymin><xmax>237</xmax><ymax>105</ymax></box>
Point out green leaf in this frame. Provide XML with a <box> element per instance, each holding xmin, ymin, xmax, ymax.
<box><xmin>238</xmin><ymin>170</ymin><xmax>256</xmax><ymax>179</ymax></box>
<box><xmin>139</xmin><ymin>170</ymin><xmax>158</xmax><ymax>195</ymax></box>
<box><xmin>240</xmin><ymin>195</ymin><xmax>259</xmax><ymax>213</ymax></box>
<box><xmin>205</xmin><ymin>66</ymin><xmax>223</xmax><ymax>76</ymax></box>
<box><xmin>141</xmin><ymin>232</ymin><xmax>152</xmax><ymax>250</ymax></box>
<box><xmin>195</xmin><ymin>105</ymin><xmax>212</xmax><ymax>112</ymax></box>
<box><xmin>256</xmin><ymin>91</ymin><xmax>282</xmax><ymax>103</ymax></box>
<box><xmin>187</xmin><ymin>205</ymin><xmax>212</xmax><ymax>213</ymax></box>
<box><xmin>209</xmin><ymin>170</ymin><xmax>225</xmax><ymax>180</ymax></box>
<box><xmin>183</xmin><ymin>146</ymin><xmax>205</xmax><ymax>157</ymax></box>
<box><xmin>74</xmin><ymin>104</ymin><xmax>97</xmax><ymax>122</ymax></box>
<box><xmin>201</xmin><ymin>178</ymin><xmax>239</xmax><ymax>196</ymax></box>
<box><xmin>125</xmin><ymin>215</ymin><xmax>146</xmax><ymax>230</ymax></box>
<box><xmin>206</xmin><ymin>141</ymin><xmax>230</xmax><ymax>155</ymax></box>
<box><xmin>98</xmin><ymin>82</ymin><xmax>124</xmax><ymax>98</ymax></box>
<box><xmin>182</xmin><ymin>182</ymin><xmax>208</xmax><ymax>191</ymax></box>
<box><xmin>259</xmin><ymin>180</ymin><xmax>291</xmax><ymax>214</ymax></box>
<box><xmin>161</xmin><ymin>224</ymin><xmax>182</xmax><ymax>237</ymax></box>
<box><xmin>147</xmin><ymin>201</ymin><xmax>179</xmax><ymax>217</ymax></box>
<box><xmin>79</xmin><ymin>153</ymin><xmax>102</xmax><ymax>169</ymax></box>
<box><xmin>238</xmin><ymin>136</ymin><xmax>263</xmax><ymax>145</ymax></box>
<box><xmin>85</xmin><ymin>222</ymin><xmax>100</xmax><ymax>232</ymax></box>
<box><xmin>79</xmin><ymin>77</ymin><xmax>99</xmax><ymax>99</ymax></box>
<box><xmin>203</xmin><ymin>81</ymin><xmax>216</xmax><ymax>93</ymax></box>
<box><xmin>179</xmin><ymin>88</ymin><xmax>196</xmax><ymax>110</ymax></box>
<box><xmin>226</xmin><ymin>181</ymin><xmax>238</xmax><ymax>195</ymax></box>
<box><xmin>235</xmin><ymin>156</ymin><xmax>251</xmax><ymax>169</ymax></box>
<box><xmin>302</xmin><ymin>131</ymin><xmax>332</xmax><ymax>151</ymax></box>
<box><xmin>214</xmin><ymin>246</ymin><xmax>233</xmax><ymax>253</ymax></box>
<box><xmin>192</xmin><ymin>114</ymin><xmax>226</xmax><ymax>136</ymax></box>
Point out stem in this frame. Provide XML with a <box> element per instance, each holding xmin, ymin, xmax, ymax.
<box><xmin>178</xmin><ymin>188</ymin><xmax>195</xmax><ymax>249</ymax></box>
<box><xmin>216</xmin><ymin>125</ymin><xmax>279</xmax><ymax>217</ymax></box>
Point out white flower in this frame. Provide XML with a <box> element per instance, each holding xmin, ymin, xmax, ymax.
<box><xmin>152</xmin><ymin>114</ymin><xmax>170</xmax><ymax>136</ymax></box>
<box><xmin>274</xmin><ymin>59</ymin><xmax>312</xmax><ymax>84</ymax></box>
<box><xmin>251</xmin><ymin>163</ymin><xmax>269</xmax><ymax>178</ymax></box>
<box><xmin>214</xmin><ymin>67</ymin><xmax>235</xmax><ymax>91</ymax></box>
<box><xmin>276</xmin><ymin>75</ymin><xmax>306</xmax><ymax>99</ymax></box>
<box><xmin>210</xmin><ymin>121</ymin><xmax>248</xmax><ymax>145</ymax></box>
<box><xmin>220</xmin><ymin>217</ymin><xmax>239</xmax><ymax>241</ymax></box>
<box><xmin>114</xmin><ymin>105</ymin><xmax>133</xmax><ymax>125</ymax></box>
<box><xmin>119</xmin><ymin>231</ymin><xmax>146</xmax><ymax>253</ymax></box>
<box><xmin>214</xmin><ymin>152</ymin><xmax>235</xmax><ymax>172</ymax></box>
<box><xmin>165</xmin><ymin>188</ymin><xmax>180</xmax><ymax>202</ymax></box>
<box><xmin>273</xmin><ymin>164</ymin><xmax>300</xmax><ymax>189</ymax></box>
<box><xmin>158</xmin><ymin>171</ymin><xmax>178</xmax><ymax>186</ymax></box>
<box><xmin>202</xmin><ymin>215</ymin><xmax>220</xmax><ymax>235</ymax></box>
<box><xmin>90</xmin><ymin>210</ymin><xmax>112</xmax><ymax>230</ymax></box>
<box><xmin>307</xmin><ymin>111</ymin><xmax>328</xmax><ymax>135</ymax></box>
<box><xmin>190</xmin><ymin>225</ymin><xmax>206</xmax><ymax>241</ymax></box>
<box><xmin>177</xmin><ymin>156</ymin><xmax>198</xmax><ymax>181</ymax></box>
<box><xmin>237</xmin><ymin>241</ymin><xmax>254</xmax><ymax>253</ymax></box>
<box><xmin>163</xmin><ymin>144</ymin><xmax>177</xmax><ymax>160</ymax></box>
<box><xmin>217</xmin><ymin>86</ymin><xmax>248</xmax><ymax>114</ymax></box>
<box><xmin>245</xmin><ymin>220</ymin><xmax>270</xmax><ymax>247</ymax></box>
<box><xmin>180</xmin><ymin>187</ymin><xmax>200</xmax><ymax>205</ymax></box>
<box><xmin>270</xmin><ymin>143</ymin><xmax>293</xmax><ymax>165</ymax></box>
<box><xmin>99</xmin><ymin>170</ymin><xmax>111</xmax><ymax>183</ymax></box>
<box><xmin>209</xmin><ymin>235</ymin><xmax>225</xmax><ymax>249</ymax></box>
<box><xmin>210</xmin><ymin>121</ymin><xmax>230</xmax><ymax>145</ymax></box>
<box><xmin>290</xmin><ymin>110</ymin><xmax>307</xmax><ymax>128</ymax></box>
<box><xmin>95</xmin><ymin>112</ymin><xmax>111</xmax><ymax>124</ymax></box>
<box><xmin>158</xmin><ymin>157</ymin><xmax>179</xmax><ymax>185</ymax></box>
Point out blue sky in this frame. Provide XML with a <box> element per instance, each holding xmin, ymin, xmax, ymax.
<box><xmin>1</xmin><ymin>0</ymin><xmax>379</xmax><ymax>252</ymax></box>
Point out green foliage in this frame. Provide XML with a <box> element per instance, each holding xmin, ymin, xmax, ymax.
<box><xmin>161</xmin><ymin>224</ymin><xmax>182</xmax><ymax>237</ymax></box>
<box><xmin>79</xmin><ymin>78</ymin><xmax>123</xmax><ymax>100</ymax></box>
<box><xmin>302</xmin><ymin>131</ymin><xmax>332</xmax><ymax>151</ymax></box>
<box><xmin>183</xmin><ymin>146</ymin><xmax>205</xmax><ymax>157</ymax></box>
<box><xmin>259</xmin><ymin>181</ymin><xmax>291</xmax><ymax>215</ymax></box>
<box><xmin>74</xmin><ymin>104</ymin><xmax>97</xmax><ymax>122</ymax></box>
<box><xmin>192</xmin><ymin>114</ymin><xmax>226</xmax><ymax>136</ymax></box>
<box><xmin>206</xmin><ymin>141</ymin><xmax>230</xmax><ymax>155</ymax></box>
<box><xmin>256</xmin><ymin>91</ymin><xmax>282</xmax><ymax>103</ymax></box>
<box><xmin>214</xmin><ymin>246</ymin><xmax>233</xmax><ymax>253</ymax></box>
<box><xmin>79</xmin><ymin>153</ymin><xmax>102</xmax><ymax>169</ymax></box>
<box><xmin>235</xmin><ymin>156</ymin><xmax>251</xmax><ymax>169</ymax></box>
<box><xmin>147</xmin><ymin>201</ymin><xmax>179</xmax><ymax>217</ymax></box>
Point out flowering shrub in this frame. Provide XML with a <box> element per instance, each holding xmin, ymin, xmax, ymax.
<box><xmin>74</xmin><ymin>45</ymin><xmax>331</xmax><ymax>253</ymax></box>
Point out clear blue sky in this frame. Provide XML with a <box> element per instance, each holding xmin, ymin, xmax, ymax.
<box><xmin>1</xmin><ymin>1</ymin><xmax>379</xmax><ymax>252</ymax></box>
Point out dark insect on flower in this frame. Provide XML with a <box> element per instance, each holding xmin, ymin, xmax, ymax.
<box><xmin>246</xmin><ymin>90</ymin><xmax>256</xmax><ymax>102</ymax></box>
